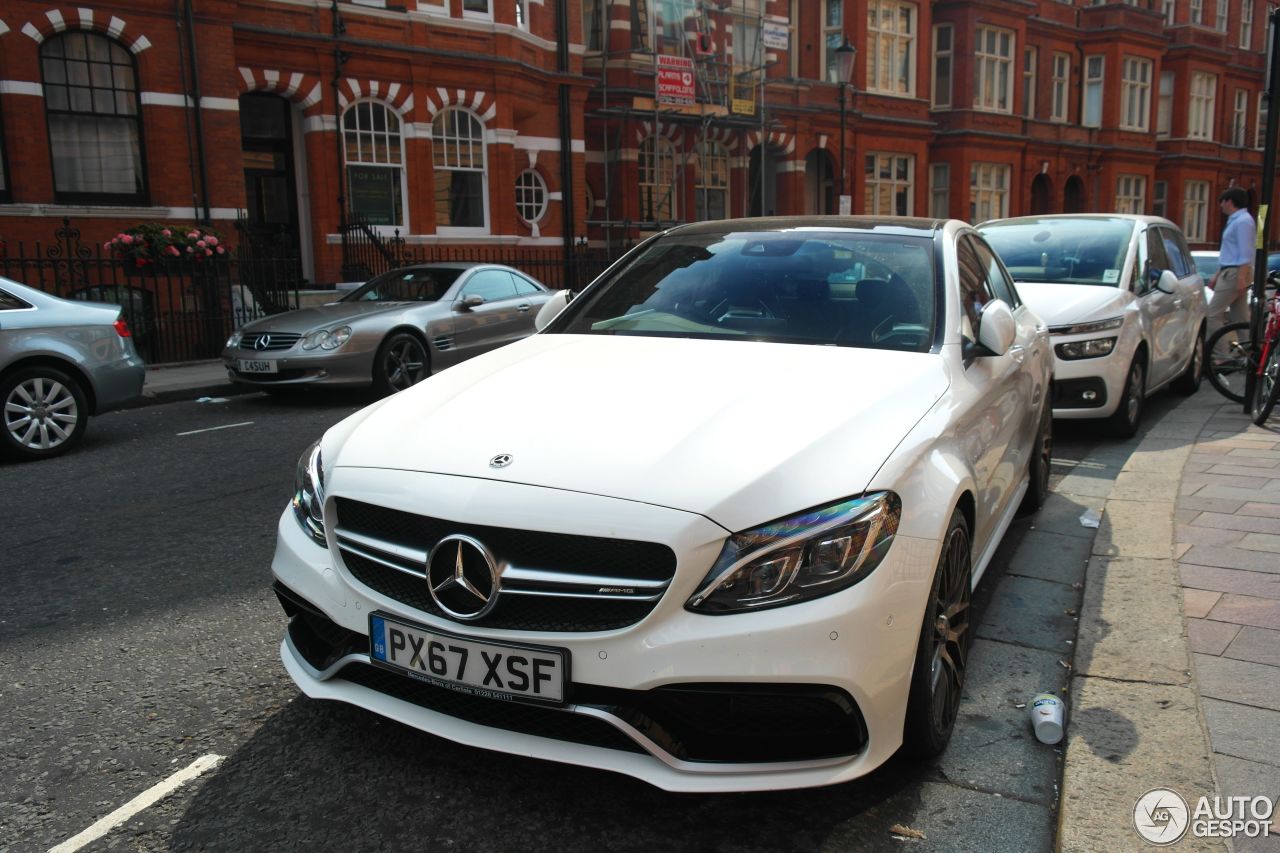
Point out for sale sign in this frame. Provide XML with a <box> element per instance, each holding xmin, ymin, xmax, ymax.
<box><xmin>657</xmin><ymin>55</ymin><xmax>696</xmax><ymax>105</ymax></box>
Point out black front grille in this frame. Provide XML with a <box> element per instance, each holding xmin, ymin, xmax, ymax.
<box><xmin>240</xmin><ymin>332</ymin><xmax>300</xmax><ymax>351</ymax></box>
<box><xmin>338</xmin><ymin>663</ymin><xmax>646</xmax><ymax>754</ymax></box>
<box><xmin>335</xmin><ymin>498</ymin><xmax>678</xmax><ymax>632</ymax></box>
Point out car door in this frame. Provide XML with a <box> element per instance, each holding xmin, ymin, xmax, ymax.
<box><xmin>1142</xmin><ymin>226</ymin><xmax>1187</xmax><ymax>387</ymax></box>
<box><xmin>955</xmin><ymin>234</ymin><xmax>1040</xmax><ymax>552</ymax></box>
<box><xmin>1161</xmin><ymin>225</ymin><xmax>1206</xmax><ymax>351</ymax></box>
<box><xmin>449</xmin><ymin>268</ymin><xmax>529</xmax><ymax>361</ymax></box>
<box><xmin>510</xmin><ymin>272</ymin><xmax>554</xmax><ymax>336</ymax></box>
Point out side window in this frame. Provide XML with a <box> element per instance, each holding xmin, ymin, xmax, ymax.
<box><xmin>460</xmin><ymin>269</ymin><xmax>517</xmax><ymax>302</ymax></box>
<box><xmin>512</xmin><ymin>275</ymin><xmax>542</xmax><ymax>296</ymax></box>
<box><xmin>956</xmin><ymin>236</ymin><xmax>997</xmax><ymax>340</ymax></box>
<box><xmin>972</xmin><ymin>236</ymin><xmax>1020</xmax><ymax>308</ymax></box>
<box><xmin>1164</xmin><ymin>228</ymin><xmax>1195</xmax><ymax>278</ymax></box>
<box><xmin>0</xmin><ymin>289</ymin><xmax>32</xmax><ymax>310</ymax></box>
<box><xmin>1144</xmin><ymin>227</ymin><xmax>1170</xmax><ymax>291</ymax></box>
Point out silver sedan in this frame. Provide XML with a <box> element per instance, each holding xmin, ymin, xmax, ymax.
<box><xmin>1</xmin><ymin>277</ymin><xmax>145</xmax><ymax>461</ymax></box>
<box><xmin>223</xmin><ymin>263</ymin><xmax>554</xmax><ymax>394</ymax></box>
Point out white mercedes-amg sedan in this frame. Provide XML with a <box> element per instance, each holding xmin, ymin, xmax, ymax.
<box><xmin>270</xmin><ymin>217</ymin><xmax>1053</xmax><ymax>792</ymax></box>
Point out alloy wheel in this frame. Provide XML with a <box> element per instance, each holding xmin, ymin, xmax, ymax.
<box><xmin>1125</xmin><ymin>360</ymin><xmax>1145</xmax><ymax>427</ymax></box>
<box><xmin>929</xmin><ymin>525</ymin><xmax>971</xmax><ymax>736</ymax></box>
<box><xmin>4</xmin><ymin>376</ymin><xmax>80</xmax><ymax>451</ymax></box>
<box><xmin>384</xmin><ymin>339</ymin><xmax>427</xmax><ymax>391</ymax></box>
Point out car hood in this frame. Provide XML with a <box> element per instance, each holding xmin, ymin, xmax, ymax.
<box><xmin>244</xmin><ymin>301</ymin><xmax>420</xmax><ymax>333</ymax></box>
<box><xmin>1014</xmin><ymin>282</ymin><xmax>1129</xmax><ymax>328</ymax></box>
<box><xmin>329</xmin><ymin>335</ymin><xmax>948</xmax><ymax>531</ymax></box>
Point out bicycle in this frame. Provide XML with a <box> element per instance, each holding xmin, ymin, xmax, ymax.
<box><xmin>1205</xmin><ymin>270</ymin><xmax>1280</xmax><ymax>424</ymax></box>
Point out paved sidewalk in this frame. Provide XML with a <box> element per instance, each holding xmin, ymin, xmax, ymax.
<box><xmin>134</xmin><ymin>359</ymin><xmax>246</xmax><ymax>407</ymax></box>
<box><xmin>1178</xmin><ymin>402</ymin><xmax>1280</xmax><ymax>853</ymax></box>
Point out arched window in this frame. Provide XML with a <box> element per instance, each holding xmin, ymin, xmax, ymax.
<box><xmin>639</xmin><ymin>136</ymin><xmax>676</xmax><ymax>223</ymax></box>
<box><xmin>342</xmin><ymin>101</ymin><xmax>405</xmax><ymax>229</ymax></box>
<box><xmin>41</xmin><ymin>32</ymin><xmax>145</xmax><ymax>204</ymax></box>
<box><xmin>515</xmin><ymin>170</ymin><xmax>547</xmax><ymax>223</ymax></box>
<box><xmin>696</xmin><ymin>140</ymin><xmax>730</xmax><ymax>220</ymax></box>
<box><xmin>432</xmin><ymin>108</ymin><xmax>487</xmax><ymax>231</ymax></box>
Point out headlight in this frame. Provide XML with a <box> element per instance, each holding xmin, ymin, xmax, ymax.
<box><xmin>1055</xmin><ymin>337</ymin><xmax>1117</xmax><ymax>360</ymax></box>
<box><xmin>302</xmin><ymin>326</ymin><xmax>352</xmax><ymax>351</ymax></box>
<box><xmin>225</xmin><ymin>331</ymin><xmax>242</xmax><ymax>349</ymax></box>
<box><xmin>1049</xmin><ymin>317</ymin><xmax>1124</xmax><ymax>336</ymax></box>
<box><xmin>686</xmin><ymin>492</ymin><xmax>901</xmax><ymax>614</ymax></box>
<box><xmin>291</xmin><ymin>440</ymin><xmax>326</xmax><ymax>546</ymax></box>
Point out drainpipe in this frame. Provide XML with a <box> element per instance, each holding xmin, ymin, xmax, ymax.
<box><xmin>556</xmin><ymin>0</ymin><xmax>576</xmax><ymax>288</ymax></box>
<box><xmin>184</xmin><ymin>0</ymin><xmax>212</xmax><ymax>223</ymax></box>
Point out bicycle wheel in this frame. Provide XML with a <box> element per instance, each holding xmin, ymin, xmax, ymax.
<box><xmin>1205</xmin><ymin>322</ymin><xmax>1253</xmax><ymax>404</ymax></box>
<box><xmin>1250</xmin><ymin>337</ymin><xmax>1280</xmax><ymax>425</ymax></box>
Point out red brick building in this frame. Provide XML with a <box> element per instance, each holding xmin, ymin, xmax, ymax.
<box><xmin>0</xmin><ymin>0</ymin><xmax>1270</xmax><ymax>288</ymax></box>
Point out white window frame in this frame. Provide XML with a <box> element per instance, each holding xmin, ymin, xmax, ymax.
<box><xmin>866</xmin><ymin>0</ymin><xmax>917</xmax><ymax>97</ymax></box>
<box><xmin>969</xmin><ymin>162</ymin><xmax>1010</xmax><ymax>222</ymax></box>
<box><xmin>1233</xmin><ymin>89</ymin><xmax>1249</xmax><ymax>146</ymax></box>
<box><xmin>432</xmin><ymin>106</ymin><xmax>490</xmax><ymax>235</ymax></box>
<box><xmin>462</xmin><ymin>0</ymin><xmax>492</xmax><ymax>21</ymax></box>
<box><xmin>1184</xmin><ymin>180</ymin><xmax>1209</xmax><ymax>242</ymax></box>
<box><xmin>973</xmin><ymin>26</ymin><xmax>1014</xmax><ymax>113</ymax></box>
<box><xmin>932</xmin><ymin>24</ymin><xmax>953</xmax><ymax>108</ymax></box>
<box><xmin>515</xmin><ymin>169</ymin><xmax>547</xmax><ymax>224</ymax></box>
<box><xmin>1153</xmin><ymin>180</ymin><xmax>1168</xmax><ymax>218</ymax></box>
<box><xmin>1121</xmin><ymin>57</ymin><xmax>1151</xmax><ymax>131</ymax></box>
<box><xmin>1084</xmin><ymin>56</ymin><xmax>1104</xmax><ymax>128</ymax></box>
<box><xmin>1163</xmin><ymin>0</ymin><xmax>1176</xmax><ymax>24</ymax></box>
<box><xmin>1190</xmin><ymin>0</ymin><xmax>1203</xmax><ymax>24</ymax></box>
<box><xmin>1215</xmin><ymin>0</ymin><xmax>1228</xmax><ymax>31</ymax></box>
<box><xmin>864</xmin><ymin>152</ymin><xmax>914</xmax><ymax>215</ymax></box>
<box><xmin>515</xmin><ymin>0</ymin><xmax>529</xmax><ymax>30</ymax></box>
<box><xmin>1051</xmin><ymin>52</ymin><xmax>1069</xmax><ymax>122</ymax></box>
<box><xmin>1241</xmin><ymin>0</ymin><xmax>1254</xmax><ymax>48</ymax></box>
<box><xmin>824</xmin><ymin>0</ymin><xmax>844</xmax><ymax>83</ymax></box>
<box><xmin>639</xmin><ymin>135</ymin><xmax>678</xmax><ymax>223</ymax></box>
<box><xmin>1116</xmin><ymin>175</ymin><xmax>1146</xmax><ymax>214</ymax></box>
<box><xmin>342</xmin><ymin>99</ymin><xmax>408</xmax><ymax>233</ymax></box>
<box><xmin>1189</xmin><ymin>71</ymin><xmax>1216</xmax><ymax>140</ymax></box>
<box><xmin>930</xmin><ymin>163</ymin><xmax>949</xmax><ymax>218</ymax></box>
<box><xmin>1157</xmin><ymin>71</ymin><xmax>1174</xmax><ymax>137</ymax></box>
<box><xmin>1023</xmin><ymin>46</ymin><xmax>1037</xmax><ymax>118</ymax></box>
<box><xmin>695</xmin><ymin>139</ymin><xmax>730</xmax><ymax>221</ymax></box>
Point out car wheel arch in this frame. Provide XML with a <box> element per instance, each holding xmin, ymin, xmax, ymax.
<box><xmin>1</xmin><ymin>355</ymin><xmax>98</xmax><ymax>413</ymax></box>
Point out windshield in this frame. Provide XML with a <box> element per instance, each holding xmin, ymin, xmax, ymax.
<box><xmin>1192</xmin><ymin>254</ymin><xmax>1219</xmax><ymax>279</ymax></box>
<box><xmin>980</xmin><ymin>218</ymin><xmax>1136</xmax><ymax>287</ymax></box>
<box><xmin>341</xmin><ymin>267</ymin><xmax>463</xmax><ymax>302</ymax></box>
<box><xmin>550</xmin><ymin>229</ymin><xmax>936</xmax><ymax>352</ymax></box>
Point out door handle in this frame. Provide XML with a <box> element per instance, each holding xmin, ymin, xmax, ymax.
<box><xmin>1173</xmin><ymin>298</ymin><xmax>1183</xmax><ymax>308</ymax></box>
<box><xmin>1008</xmin><ymin>344</ymin><xmax>1026</xmax><ymax>363</ymax></box>
<box><xmin>516</xmin><ymin>303</ymin><xmax>531</xmax><ymax>312</ymax></box>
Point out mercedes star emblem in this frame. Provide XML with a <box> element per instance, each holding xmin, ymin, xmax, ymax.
<box><xmin>254</xmin><ymin>334</ymin><xmax>271</xmax><ymax>351</ymax></box>
<box><xmin>489</xmin><ymin>454</ymin><xmax>513</xmax><ymax>469</ymax></box>
<box><xmin>426</xmin><ymin>534</ymin><xmax>499</xmax><ymax>620</ymax></box>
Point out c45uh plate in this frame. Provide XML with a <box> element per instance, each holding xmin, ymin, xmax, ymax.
<box><xmin>369</xmin><ymin>613</ymin><xmax>568</xmax><ymax>704</ymax></box>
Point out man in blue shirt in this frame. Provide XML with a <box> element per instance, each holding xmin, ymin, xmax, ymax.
<box><xmin>1207</xmin><ymin>187</ymin><xmax>1256</xmax><ymax>333</ymax></box>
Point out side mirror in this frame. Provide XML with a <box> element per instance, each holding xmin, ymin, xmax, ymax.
<box><xmin>534</xmin><ymin>289</ymin><xmax>573</xmax><ymax>331</ymax></box>
<box><xmin>1152</xmin><ymin>269</ymin><xmax>1178</xmax><ymax>294</ymax></box>
<box><xmin>975</xmin><ymin>299</ymin><xmax>1016</xmax><ymax>357</ymax></box>
<box><xmin>456</xmin><ymin>294</ymin><xmax>485</xmax><ymax>310</ymax></box>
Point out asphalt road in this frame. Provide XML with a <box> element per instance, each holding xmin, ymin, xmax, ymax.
<box><xmin>0</xmin><ymin>388</ymin><xmax>1126</xmax><ymax>852</ymax></box>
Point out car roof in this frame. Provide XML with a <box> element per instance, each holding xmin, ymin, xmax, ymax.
<box><xmin>667</xmin><ymin>215</ymin><xmax>949</xmax><ymax>239</ymax></box>
<box><xmin>980</xmin><ymin>213</ymin><xmax>1176</xmax><ymax>229</ymax></box>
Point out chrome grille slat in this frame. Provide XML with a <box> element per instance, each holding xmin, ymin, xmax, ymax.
<box><xmin>240</xmin><ymin>332</ymin><xmax>300</xmax><ymax>352</ymax></box>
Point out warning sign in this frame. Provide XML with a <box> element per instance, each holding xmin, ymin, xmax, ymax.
<box><xmin>656</xmin><ymin>55</ymin><xmax>696</xmax><ymax>105</ymax></box>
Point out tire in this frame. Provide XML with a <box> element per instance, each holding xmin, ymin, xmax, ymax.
<box><xmin>1105</xmin><ymin>355</ymin><xmax>1146</xmax><ymax>438</ymax></box>
<box><xmin>373</xmin><ymin>332</ymin><xmax>429</xmax><ymax>396</ymax></box>
<box><xmin>1171</xmin><ymin>325</ymin><xmax>1205</xmax><ymax>396</ymax></box>
<box><xmin>1250</xmin><ymin>339</ymin><xmax>1280</xmax><ymax>426</ymax></box>
<box><xmin>903</xmin><ymin>509</ymin><xmax>973</xmax><ymax>759</ymax></box>
<box><xmin>1019</xmin><ymin>398</ymin><xmax>1052</xmax><ymax>515</ymax></box>
<box><xmin>1205</xmin><ymin>322</ymin><xmax>1253</xmax><ymax>404</ymax></box>
<box><xmin>0</xmin><ymin>365</ymin><xmax>89</xmax><ymax>461</ymax></box>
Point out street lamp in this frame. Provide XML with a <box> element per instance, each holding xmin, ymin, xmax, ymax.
<box><xmin>835</xmin><ymin>38</ymin><xmax>858</xmax><ymax>210</ymax></box>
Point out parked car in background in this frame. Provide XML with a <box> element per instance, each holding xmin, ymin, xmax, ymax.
<box><xmin>980</xmin><ymin>214</ymin><xmax>1206</xmax><ymax>437</ymax></box>
<box><xmin>270</xmin><ymin>217</ymin><xmax>1052</xmax><ymax>792</ymax></box>
<box><xmin>223</xmin><ymin>263</ymin><xmax>554</xmax><ymax>394</ymax></box>
<box><xmin>0</xmin><ymin>277</ymin><xmax>145</xmax><ymax>461</ymax></box>
<box><xmin>1192</xmin><ymin>250</ymin><xmax>1219</xmax><ymax>287</ymax></box>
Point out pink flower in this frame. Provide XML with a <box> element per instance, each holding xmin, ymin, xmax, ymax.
<box><xmin>196</xmin><ymin>240</ymin><xmax>207</xmax><ymax>248</ymax></box>
<box><xmin>187</xmin><ymin>231</ymin><xmax>199</xmax><ymax>239</ymax></box>
<box><xmin>102</xmin><ymin>241</ymin><xmax>112</xmax><ymax>251</ymax></box>
<box><xmin>167</xmin><ymin>246</ymin><xmax>180</xmax><ymax>256</ymax></box>
<box><xmin>204</xmin><ymin>248</ymin><xmax>213</xmax><ymax>256</ymax></box>
<box><xmin>121</xmin><ymin>234</ymin><xmax>134</xmax><ymax>245</ymax></box>
<box><xmin>116</xmin><ymin>232</ymin><xmax>125</xmax><ymax>240</ymax></box>
<box><xmin>206</xmin><ymin>236</ymin><xmax>218</xmax><ymax>246</ymax></box>
<box><xmin>186</xmin><ymin>246</ymin><xmax>194</xmax><ymax>253</ymax></box>
<box><xmin>161</xmin><ymin>228</ymin><xmax>172</xmax><ymax>237</ymax></box>
<box><xmin>215</xmin><ymin>246</ymin><xmax>226</xmax><ymax>255</ymax></box>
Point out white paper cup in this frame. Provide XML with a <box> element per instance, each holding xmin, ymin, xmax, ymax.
<box><xmin>1029</xmin><ymin>693</ymin><xmax>1066</xmax><ymax>744</ymax></box>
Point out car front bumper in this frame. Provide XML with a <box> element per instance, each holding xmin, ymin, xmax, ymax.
<box><xmin>223</xmin><ymin>347</ymin><xmax>375</xmax><ymax>387</ymax></box>
<box><xmin>1047</xmin><ymin>337</ymin><xmax>1131</xmax><ymax>420</ymax></box>
<box><xmin>271</xmin><ymin>469</ymin><xmax>941</xmax><ymax>792</ymax></box>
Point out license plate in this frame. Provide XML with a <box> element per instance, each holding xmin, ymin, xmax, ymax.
<box><xmin>236</xmin><ymin>358</ymin><xmax>277</xmax><ymax>374</ymax></box>
<box><xmin>369</xmin><ymin>613</ymin><xmax>568</xmax><ymax>704</ymax></box>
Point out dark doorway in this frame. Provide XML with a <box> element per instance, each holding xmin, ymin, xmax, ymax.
<box><xmin>239</xmin><ymin>94</ymin><xmax>302</xmax><ymax>271</ymax></box>
<box><xmin>804</xmin><ymin>149</ymin><xmax>837</xmax><ymax>214</ymax></box>
<box><xmin>1063</xmin><ymin>176</ymin><xmax>1085</xmax><ymax>213</ymax></box>
<box><xmin>1031</xmin><ymin>174</ymin><xmax>1052</xmax><ymax>214</ymax></box>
